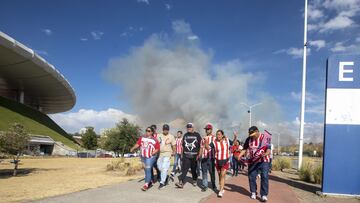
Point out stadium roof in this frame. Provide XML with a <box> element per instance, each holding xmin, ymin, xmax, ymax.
<box><xmin>0</xmin><ymin>31</ymin><xmax>76</xmax><ymax>114</ymax></box>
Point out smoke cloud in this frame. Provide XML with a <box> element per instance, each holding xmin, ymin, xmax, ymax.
<box><xmin>104</xmin><ymin>20</ymin><xmax>283</xmax><ymax>140</ymax></box>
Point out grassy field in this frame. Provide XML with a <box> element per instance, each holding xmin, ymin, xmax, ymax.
<box><xmin>0</xmin><ymin>157</ymin><xmax>143</xmax><ymax>202</ymax></box>
<box><xmin>0</xmin><ymin>96</ymin><xmax>78</xmax><ymax>149</ymax></box>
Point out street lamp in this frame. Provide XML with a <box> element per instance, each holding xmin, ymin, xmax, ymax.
<box><xmin>272</xmin><ymin>131</ymin><xmax>281</xmax><ymax>155</ymax></box>
<box><xmin>298</xmin><ymin>0</ymin><xmax>308</xmax><ymax>170</ymax></box>
<box><xmin>240</xmin><ymin>102</ymin><xmax>262</xmax><ymax>127</ymax></box>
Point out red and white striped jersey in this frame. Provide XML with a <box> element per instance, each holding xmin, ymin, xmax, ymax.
<box><xmin>246</xmin><ymin>133</ymin><xmax>270</xmax><ymax>162</ymax></box>
<box><xmin>175</xmin><ymin>137</ymin><xmax>183</xmax><ymax>154</ymax></box>
<box><xmin>200</xmin><ymin>135</ymin><xmax>215</xmax><ymax>159</ymax></box>
<box><xmin>136</xmin><ymin>136</ymin><xmax>160</xmax><ymax>158</ymax></box>
<box><xmin>153</xmin><ymin>133</ymin><xmax>158</xmax><ymax>140</ymax></box>
<box><xmin>210</xmin><ymin>137</ymin><xmax>230</xmax><ymax>161</ymax></box>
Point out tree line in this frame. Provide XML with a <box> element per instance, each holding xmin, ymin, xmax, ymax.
<box><xmin>80</xmin><ymin>118</ymin><xmax>141</xmax><ymax>157</ymax></box>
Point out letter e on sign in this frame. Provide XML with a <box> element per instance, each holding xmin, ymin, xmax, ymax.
<box><xmin>339</xmin><ymin>61</ymin><xmax>354</xmax><ymax>82</ymax></box>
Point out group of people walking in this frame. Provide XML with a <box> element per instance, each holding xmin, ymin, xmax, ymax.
<box><xmin>130</xmin><ymin>123</ymin><xmax>272</xmax><ymax>202</ymax></box>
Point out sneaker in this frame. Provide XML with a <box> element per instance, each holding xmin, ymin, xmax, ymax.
<box><xmin>261</xmin><ymin>196</ymin><xmax>268</xmax><ymax>202</ymax></box>
<box><xmin>170</xmin><ymin>172</ymin><xmax>175</xmax><ymax>177</ymax></box>
<box><xmin>158</xmin><ymin>183</ymin><xmax>165</xmax><ymax>190</ymax></box>
<box><xmin>192</xmin><ymin>180</ymin><xmax>197</xmax><ymax>187</ymax></box>
<box><xmin>141</xmin><ymin>183</ymin><xmax>149</xmax><ymax>191</ymax></box>
<box><xmin>201</xmin><ymin>186</ymin><xmax>207</xmax><ymax>192</ymax></box>
<box><xmin>175</xmin><ymin>182</ymin><xmax>184</xmax><ymax>188</ymax></box>
<box><xmin>250</xmin><ymin>192</ymin><xmax>256</xmax><ymax>199</ymax></box>
<box><xmin>217</xmin><ymin>190</ymin><xmax>223</xmax><ymax>198</ymax></box>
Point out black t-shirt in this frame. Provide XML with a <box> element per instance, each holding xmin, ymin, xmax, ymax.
<box><xmin>182</xmin><ymin>131</ymin><xmax>202</xmax><ymax>158</ymax></box>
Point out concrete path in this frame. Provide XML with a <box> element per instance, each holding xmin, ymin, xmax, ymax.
<box><xmin>33</xmin><ymin>172</ymin><xmax>300</xmax><ymax>203</ymax></box>
<box><xmin>203</xmin><ymin>171</ymin><xmax>301</xmax><ymax>203</ymax></box>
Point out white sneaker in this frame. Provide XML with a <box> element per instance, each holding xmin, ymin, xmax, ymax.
<box><xmin>217</xmin><ymin>190</ymin><xmax>223</xmax><ymax>198</ymax></box>
<box><xmin>250</xmin><ymin>192</ymin><xmax>256</xmax><ymax>199</ymax></box>
<box><xmin>261</xmin><ymin>195</ymin><xmax>268</xmax><ymax>202</ymax></box>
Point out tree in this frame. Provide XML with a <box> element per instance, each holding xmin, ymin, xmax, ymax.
<box><xmin>102</xmin><ymin>118</ymin><xmax>141</xmax><ymax>157</ymax></box>
<box><xmin>81</xmin><ymin>127</ymin><xmax>98</xmax><ymax>150</ymax></box>
<box><xmin>0</xmin><ymin>123</ymin><xmax>30</xmax><ymax>176</ymax></box>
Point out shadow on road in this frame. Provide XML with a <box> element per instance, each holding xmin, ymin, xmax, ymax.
<box><xmin>269</xmin><ymin>174</ymin><xmax>320</xmax><ymax>193</ymax></box>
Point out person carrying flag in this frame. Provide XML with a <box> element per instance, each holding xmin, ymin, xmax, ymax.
<box><xmin>237</xmin><ymin>126</ymin><xmax>272</xmax><ymax>202</ymax></box>
<box><xmin>130</xmin><ymin>127</ymin><xmax>160</xmax><ymax>191</ymax></box>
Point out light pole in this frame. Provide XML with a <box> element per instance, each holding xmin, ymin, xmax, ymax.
<box><xmin>298</xmin><ymin>0</ymin><xmax>308</xmax><ymax>170</ymax></box>
<box><xmin>272</xmin><ymin>131</ymin><xmax>281</xmax><ymax>155</ymax></box>
<box><xmin>240</xmin><ymin>102</ymin><xmax>262</xmax><ymax>127</ymax></box>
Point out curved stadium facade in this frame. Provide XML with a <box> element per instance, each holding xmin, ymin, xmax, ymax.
<box><xmin>0</xmin><ymin>31</ymin><xmax>78</xmax><ymax>155</ymax></box>
<box><xmin>0</xmin><ymin>31</ymin><xmax>76</xmax><ymax>113</ymax></box>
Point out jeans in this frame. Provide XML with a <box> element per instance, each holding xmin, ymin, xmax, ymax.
<box><xmin>172</xmin><ymin>153</ymin><xmax>181</xmax><ymax>173</ymax></box>
<box><xmin>152</xmin><ymin>154</ymin><xmax>161</xmax><ymax>181</ymax></box>
<box><xmin>201</xmin><ymin>158</ymin><xmax>216</xmax><ymax>188</ymax></box>
<box><xmin>232</xmin><ymin>156</ymin><xmax>239</xmax><ymax>175</ymax></box>
<box><xmin>248</xmin><ymin>162</ymin><xmax>270</xmax><ymax>196</ymax></box>
<box><xmin>180</xmin><ymin>156</ymin><xmax>198</xmax><ymax>183</ymax></box>
<box><xmin>157</xmin><ymin>156</ymin><xmax>171</xmax><ymax>184</ymax></box>
<box><xmin>141</xmin><ymin>156</ymin><xmax>156</xmax><ymax>184</ymax></box>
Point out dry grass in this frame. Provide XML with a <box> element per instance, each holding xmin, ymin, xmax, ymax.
<box><xmin>0</xmin><ymin>157</ymin><xmax>143</xmax><ymax>203</ymax></box>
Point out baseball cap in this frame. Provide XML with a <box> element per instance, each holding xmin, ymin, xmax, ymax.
<box><xmin>204</xmin><ymin>123</ymin><xmax>213</xmax><ymax>130</ymax></box>
<box><xmin>163</xmin><ymin>124</ymin><xmax>170</xmax><ymax>130</ymax></box>
<box><xmin>248</xmin><ymin>126</ymin><xmax>259</xmax><ymax>136</ymax></box>
<box><xmin>186</xmin><ymin>123</ymin><xmax>194</xmax><ymax>128</ymax></box>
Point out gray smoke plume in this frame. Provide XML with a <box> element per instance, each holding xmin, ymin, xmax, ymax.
<box><xmin>104</xmin><ymin>20</ymin><xmax>283</xmax><ymax>139</ymax></box>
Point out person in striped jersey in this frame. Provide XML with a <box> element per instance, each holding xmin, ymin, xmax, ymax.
<box><xmin>171</xmin><ymin>130</ymin><xmax>183</xmax><ymax>177</ymax></box>
<box><xmin>199</xmin><ymin>123</ymin><xmax>217</xmax><ymax>192</ymax></box>
<box><xmin>205</xmin><ymin>130</ymin><xmax>230</xmax><ymax>198</ymax></box>
<box><xmin>130</xmin><ymin>127</ymin><xmax>160</xmax><ymax>191</ymax></box>
<box><xmin>237</xmin><ymin>126</ymin><xmax>271</xmax><ymax>202</ymax></box>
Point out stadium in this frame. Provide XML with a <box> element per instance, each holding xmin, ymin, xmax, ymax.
<box><xmin>0</xmin><ymin>31</ymin><xmax>78</xmax><ymax>155</ymax></box>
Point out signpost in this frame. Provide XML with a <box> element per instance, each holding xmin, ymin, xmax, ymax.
<box><xmin>323</xmin><ymin>54</ymin><xmax>360</xmax><ymax>196</ymax></box>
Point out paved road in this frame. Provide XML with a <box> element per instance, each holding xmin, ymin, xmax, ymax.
<box><xmin>33</xmin><ymin>172</ymin><xmax>300</xmax><ymax>203</ymax></box>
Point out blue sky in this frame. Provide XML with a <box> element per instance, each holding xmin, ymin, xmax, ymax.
<box><xmin>1</xmin><ymin>0</ymin><xmax>360</xmax><ymax>141</ymax></box>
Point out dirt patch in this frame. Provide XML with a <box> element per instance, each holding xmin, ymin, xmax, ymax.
<box><xmin>0</xmin><ymin>157</ymin><xmax>143</xmax><ymax>202</ymax></box>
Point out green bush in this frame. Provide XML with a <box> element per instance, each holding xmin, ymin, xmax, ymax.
<box><xmin>272</xmin><ymin>157</ymin><xmax>292</xmax><ymax>171</ymax></box>
<box><xmin>299</xmin><ymin>161</ymin><xmax>312</xmax><ymax>182</ymax></box>
<box><xmin>298</xmin><ymin>159</ymin><xmax>323</xmax><ymax>184</ymax></box>
<box><xmin>313</xmin><ymin>165</ymin><xmax>322</xmax><ymax>184</ymax></box>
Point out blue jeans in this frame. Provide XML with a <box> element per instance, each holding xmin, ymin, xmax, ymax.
<box><xmin>157</xmin><ymin>156</ymin><xmax>171</xmax><ymax>184</ymax></box>
<box><xmin>232</xmin><ymin>156</ymin><xmax>239</xmax><ymax>174</ymax></box>
<box><xmin>248</xmin><ymin>162</ymin><xmax>270</xmax><ymax>196</ymax></box>
<box><xmin>201</xmin><ymin>158</ymin><xmax>216</xmax><ymax>188</ymax></box>
<box><xmin>172</xmin><ymin>153</ymin><xmax>181</xmax><ymax>173</ymax></box>
<box><xmin>141</xmin><ymin>156</ymin><xmax>156</xmax><ymax>184</ymax></box>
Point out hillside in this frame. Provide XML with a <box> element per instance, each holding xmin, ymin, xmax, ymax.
<box><xmin>0</xmin><ymin>96</ymin><xmax>79</xmax><ymax>150</ymax></box>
